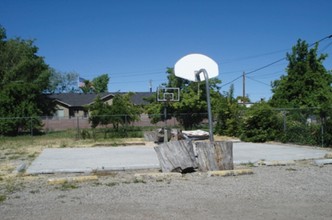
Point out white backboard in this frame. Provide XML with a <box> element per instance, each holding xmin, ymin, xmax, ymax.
<box><xmin>174</xmin><ymin>53</ymin><xmax>219</xmax><ymax>82</ymax></box>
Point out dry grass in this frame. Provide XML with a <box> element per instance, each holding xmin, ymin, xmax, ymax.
<box><xmin>0</xmin><ymin>132</ymin><xmax>148</xmax><ymax>202</ymax></box>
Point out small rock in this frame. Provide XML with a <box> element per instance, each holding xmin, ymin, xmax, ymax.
<box><xmin>13</xmin><ymin>163</ymin><xmax>27</xmax><ymax>174</ymax></box>
<box><xmin>324</xmin><ymin>153</ymin><xmax>332</xmax><ymax>159</ymax></box>
<box><xmin>314</xmin><ymin>159</ymin><xmax>332</xmax><ymax>166</ymax></box>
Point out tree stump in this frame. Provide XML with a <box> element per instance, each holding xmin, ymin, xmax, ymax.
<box><xmin>154</xmin><ymin>140</ymin><xmax>197</xmax><ymax>172</ymax></box>
<box><xmin>195</xmin><ymin>141</ymin><xmax>233</xmax><ymax>172</ymax></box>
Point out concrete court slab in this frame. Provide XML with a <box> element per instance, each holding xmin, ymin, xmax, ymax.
<box><xmin>27</xmin><ymin>147</ymin><xmax>160</xmax><ymax>174</ymax></box>
<box><xmin>26</xmin><ymin>142</ymin><xmax>330</xmax><ymax>174</ymax></box>
<box><xmin>233</xmin><ymin>142</ymin><xmax>328</xmax><ymax>164</ymax></box>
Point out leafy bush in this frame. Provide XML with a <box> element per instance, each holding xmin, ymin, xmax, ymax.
<box><xmin>240</xmin><ymin>102</ymin><xmax>281</xmax><ymax>142</ymax></box>
<box><xmin>214</xmin><ymin>85</ymin><xmax>243</xmax><ymax>137</ymax></box>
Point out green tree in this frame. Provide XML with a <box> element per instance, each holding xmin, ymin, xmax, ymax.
<box><xmin>215</xmin><ymin>85</ymin><xmax>244</xmax><ymax>137</ymax></box>
<box><xmin>170</xmin><ymin>68</ymin><xmax>221</xmax><ymax>129</ymax></box>
<box><xmin>270</xmin><ymin>39</ymin><xmax>332</xmax><ymax>108</ymax></box>
<box><xmin>270</xmin><ymin>39</ymin><xmax>332</xmax><ymax>147</ymax></box>
<box><xmin>88</xmin><ymin>93</ymin><xmax>141</xmax><ymax>130</ymax></box>
<box><xmin>88</xmin><ymin>95</ymin><xmax>112</xmax><ymax>128</ymax></box>
<box><xmin>0</xmin><ymin>26</ymin><xmax>53</xmax><ymax>135</ymax></box>
<box><xmin>80</xmin><ymin>79</ymin><xmax>94</xmax><ymax>94</ymax></box>
<box><xmin>145</xmin><ymin>96</ymin><xmax>165</xmax><ymax>124</ymax></box>
<box><xmin>47</xmin><ymin>69</ymin><xmax>79</xmax><ymax>93</ymax></box>
<box><xmin>109</xmin><ymin>93</ymin><xmax>141</xmax><ymax>130</ymax></box>
<box><xmin>92</xmin><ymin>74</ymin><xmax>109</xmax><ymax>93</ymax></box>
<box><xmin>166</xmin><ymin>67</ymin><xmax>190</xmax><ymax>89</ymax></box>
<box><xmin>80</xmin><ymin>74</ymin><xmax>109</xmax><ymax>94</ymax></box>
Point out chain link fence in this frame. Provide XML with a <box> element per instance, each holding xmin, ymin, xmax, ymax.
<box><xmin>0</xmin><ymin>114</ymin><xmax>183</xmax><ymax>138</ymax></box>
<box><xmin>41</xmin><ymin>114</ymin><xmax>180</xmax><ymax>132</ymax></box>
<box><xmin>1</xmin><ymin>109</ymin><xmax>330</xmax><ymax>147</ymax></box>
<box><xmin>273</xmin><ymin>108</ymin><xmax>331</xmax><ymax>147</ymax></box>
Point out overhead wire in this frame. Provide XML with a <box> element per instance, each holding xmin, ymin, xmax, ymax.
<box><xmin>110</xmin><ymin>79</ymin><xmax>165</xmax><ymax>84</ymax></box>
<box><xmin>101</xmin><ymin>35</ymin><xmax>332</xmax><ymax>88</ymax></box>
<box><xmin>246</xmin><ymin>76</ymin><xmax>271</xmax><ymax>87</ymax></box>
<box><xmin>220</xmin><ymin>34</ymin><xmax>332</xmax><ymax>89</ymax></box>
<box><xmin>110</xmin><ymin>71</ymin><xmax>165</xmax><ymax>78</ymax></box>
<box><xmin>319</xmin><ymin>41</ymin><xmax>332</xmax><ymax>53</ymax></box>
<box><xmin>222</xmin><ymin>48</ymin><xmax>290</xmax><ymax>63</ymax></box>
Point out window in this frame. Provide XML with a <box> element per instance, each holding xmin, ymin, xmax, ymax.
<box><xmin>56</xmin><ymin>109</ymin><xmax>64</xmax><ymax>118</ymax></box>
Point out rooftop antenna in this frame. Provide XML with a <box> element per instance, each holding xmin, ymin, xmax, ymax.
<box><xmin>174</xmin><ymin>53</ymin><xmax>219</xmax><ymax>142</ymax></box>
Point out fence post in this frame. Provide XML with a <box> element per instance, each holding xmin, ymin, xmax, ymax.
<box><xmin>125</xmin><ymin>115</ymin><xmax>128</xmax><ymax>136</ymax></box>
<box><xmin>321</xmin><ymin>117</ymin><xmax>324</xmax><ymax>147</ymax></box>
<box><xmin>45</xmin><ymin>116</ymin><xmax>48</xmax><ymax>134</ymax></box>
<box><xmin>77</xmin><ymin>116</ymin><xmax>80</xmax><ymax>139</ymax></box>
<box><xmin>30</xmin><ymin>117</ymin><xmax>33</xmax><ymax>136</ymax></box>
<box><xmin>282</xmin><ymin>111</ymin><xmax>287</xmax><ymax>133</ymax></box>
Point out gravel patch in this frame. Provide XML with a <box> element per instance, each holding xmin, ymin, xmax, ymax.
<box><xmin>1</xmin><ymin>164</ymin><xmax>332</xmax><ymax>220</ymax></box>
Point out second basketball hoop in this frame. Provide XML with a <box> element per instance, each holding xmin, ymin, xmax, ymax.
<box><xmin>157</xmin><ymin>87</ymin><xmax>180</xmax><ymax>102</ymax></box>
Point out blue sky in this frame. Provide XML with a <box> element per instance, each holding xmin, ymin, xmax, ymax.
<box><xmin>1</xmin><ymin>0</ymin><xmax>332</xmax><ymax>101</ymax></box>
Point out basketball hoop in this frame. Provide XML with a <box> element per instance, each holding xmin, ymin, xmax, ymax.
<box><xmin>157</xmin><ymin>87</ymin><xmax>180</xmax><ymax>102</ymax></box>
<box><xmin>174</xmin><ymin>53</ymin><xmax>219</xmax><ymax>142</ymax></box>
<box><xmin>156</xmin><ymin>86</ymin><xmax>180</xmax><ymax>143</ymax></box>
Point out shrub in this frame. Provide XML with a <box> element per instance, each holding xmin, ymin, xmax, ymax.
<box><xmin>240</xmin><ymin>102</ymin><xmax>281</xmax><ymax>142</ymax></box>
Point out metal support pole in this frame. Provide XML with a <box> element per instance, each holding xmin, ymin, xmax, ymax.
<box><xmin>243</xmin><ymin>71</ymin><xmax>246</xmax><ymax>104</ymax></box>
<box><xmin>164</xmin><ymin>102</ymin><xmax>168</xmax><ymax>143</ymax></box>
<box><xmin>77</xmin><ymin>116</ymin><xmax>80</xmax><ymax>139</ymax></box>
<box><xmin>196</xmin><ymin>69</ymin><xmax>214</xmax><ymax>142</ymax></box>
<box><xmin>282</xmin><ymin>111</ymin><xmax>287</xmax><ymax>133</ymax></box>
<box><xmin>30</xmin><ymin>117</ymin><xmax>33</xmax><ymax>136</ymax></box>
<box><xmin>321</xmin><ymin>117</ymin><xmax>324</xmax><ymax>148</ymax></box>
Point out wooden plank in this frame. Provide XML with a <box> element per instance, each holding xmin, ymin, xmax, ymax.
<box><xmin>144</xmin><ymin>131</ymin><xmax>157</xmax><ymax>142</ymax></box>
<box><xmin>154</xmin><ymin>140</ymin><xmax>197</xmax><ymax>172</ymax></box>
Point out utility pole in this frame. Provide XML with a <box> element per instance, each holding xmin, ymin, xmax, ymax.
<box><xmin>149</xmin><ymin>80</ymin><xmax>152</xmax><ymax>93</ymax></box>
<box><xmin>242</xmin><ymin>71</ymin><xmax>246</xmax><ymax>104</ymax></box>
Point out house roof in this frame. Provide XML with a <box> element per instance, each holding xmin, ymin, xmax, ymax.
<box><xmin>48</xmin><ymin>92</ymin><xmax>154</xmax><ymax>107</ymax></box>
<box><xmin>48</xmin><ymin>93</ymin><xmax>113</xmax><ymax>107</ymax></box>
<box><xmin>129</xmin><ymin>92</ymin><xmax>154</xmax><ymax>105</ymax></box>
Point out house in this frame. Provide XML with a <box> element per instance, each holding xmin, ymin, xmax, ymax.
<box><xmin>48</xmin><ymin>92</ymin><xmax>154</xmax><ymax>118</ymax></box>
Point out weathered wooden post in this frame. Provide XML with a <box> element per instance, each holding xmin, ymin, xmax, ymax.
<box><xmin>154</xmin><ymin>140</ymin><xmax>197</xmax><ymax>172</ymax></box>
<box><xmin>195</xmin><ymin>141</ymin><xmax>233</xmax><ymax>171</ymax></box>
<box><xmin>154</xmin><ymin>140</ymin><xmax>233</xmax><ymax>173</ymax></box>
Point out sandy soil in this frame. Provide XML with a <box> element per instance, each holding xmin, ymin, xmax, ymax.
<box><xmin>1</xmin><ymin>163</ymin><xmax>332</xmax><ymax>220</ymax></box>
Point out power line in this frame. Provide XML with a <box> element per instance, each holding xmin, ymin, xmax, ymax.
<box><xmin>110</xmin><ymin>68</ymin><xmax>164</xmax><ymax>75</ymax></box>
<box><xmin>110</xmin><ymin>79</ymin><xmax>165</xmax><ymax>84</ymax></box>
<box><xmin>221</xmin><ymin>34</ymin><xmax>332</xmax><ymax>89</ymax></box>
<box><xmin>320</xmin><ymin>41</ymin><xmax>332</xmax><ymax>53</ymax></box>
<box><xmin>110</xmin><ymin>71</ymin><xmax>165</xmax><ymax>78</ymax></box>
<box><xmin>220</xmin><ymin>75</ymin><xmax>243</xmax><ymax>88</ymax></box>
<box><xmin>246</xmin><ymin>34</ymin><xmax>332</xmax><ymax>77</ymax></box>
<box><xmin>245</xmin><ymin>57</ymin><xmax>286</xmax><ymax>76</ymax></box>
<box><xmin>246</xmin><ymin>76</ymin><xmax>271</xmax><ymax>87</ymax></box>
<box><xmin>310</xmin><ymin>34</ymin><xmax>332</xmax><ymax>47</ymax></box>
<box><xmin>251</xmin><ymin>70</ymin><xmax>284</xmax><ymax>78</ymax></box>
<box><xmin>222</xmin><ymin>48</ymin><xmax>291</xmax><ymax>63</ymax></box>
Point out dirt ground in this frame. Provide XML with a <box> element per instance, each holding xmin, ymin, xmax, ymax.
<box><xmin>1</xmin><ymin>162</ymin><xmax>332</xmax><ymax>220</ymax></box>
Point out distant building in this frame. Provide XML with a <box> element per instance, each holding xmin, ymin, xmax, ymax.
<box><xmin>48</xmin><ymin>92</ymin><xmax>154</xmax><ymax>118</ymax></box>
<box><xmin>237</xmin><ymin>100</ymin><xmax>254</xmax><ymax>108</ymax></box>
